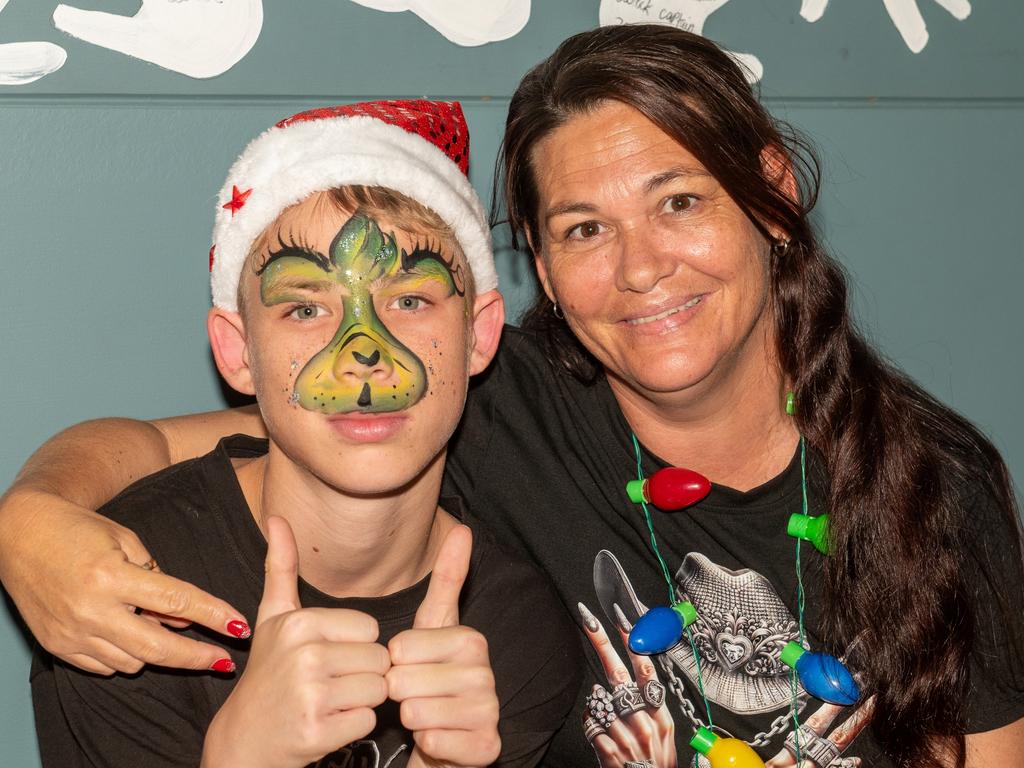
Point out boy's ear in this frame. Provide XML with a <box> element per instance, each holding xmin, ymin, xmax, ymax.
<box><xmin>468</xmin><ymin>289</ymin><xmax>505</xmax><ymax>376</ymax></box>
<box><xmin>207</xmin><ymin>308</ymin><xmax>256</xmax><ymax>395</ymax></box>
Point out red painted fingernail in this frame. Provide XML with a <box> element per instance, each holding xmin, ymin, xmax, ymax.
<box><xmin>227</xmin><ymin>620</ymin><xmax>251</xmax><ymax>639</ymax></box>
<box><xmin>211</xmin><ymin>658</ymin><xmax>236</xmax><ymax>673</ymax></box>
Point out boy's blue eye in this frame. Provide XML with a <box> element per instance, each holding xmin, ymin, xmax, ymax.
<box><xmin>290</xmin><ymin>304</ymin><xmax>323</xmax><ymax>321</ymax></box>
<box><xmin>396</xmin><ymin>296</ymin><xmax>423</xmax><ymax>311</ymax></box>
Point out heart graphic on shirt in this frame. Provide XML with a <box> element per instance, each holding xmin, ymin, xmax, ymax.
<box><xmin>715</xmin><ymin>633</ymin><xmax>753</xmax><ymax>672</ymax></box>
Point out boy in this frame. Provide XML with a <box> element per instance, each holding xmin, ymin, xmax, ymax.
<box><xmin>30</xmin><ymin>101</ymin><xmax>579</xmax><ymax>767</ymax></box>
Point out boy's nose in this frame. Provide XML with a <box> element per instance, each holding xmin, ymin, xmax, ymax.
<box><xmin>334</xmin><ymin>334</ymin><xmax>395</xmax><ymax>383</ymax></box>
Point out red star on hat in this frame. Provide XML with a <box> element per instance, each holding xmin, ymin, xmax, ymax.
<box><xmin>223</xmin><ymin>185</ymin><xmax>252</xmax><ymax>216</ymax></box>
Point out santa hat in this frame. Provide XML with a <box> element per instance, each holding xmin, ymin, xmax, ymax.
<box><xmin>209</xmin><ymin>100</ymin><xmax>496</xmax><ymax>311</ymax></box>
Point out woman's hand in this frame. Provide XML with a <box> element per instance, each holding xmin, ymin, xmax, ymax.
<box><xmin>578</xmin><ymin>601</ymin><xmax>677</xmax><ymax>768</ymax></box>
<box><xmin>388</xmin><ymin>525</ymin><xmax>501</xmax><ymax>768</ymax></box>
<box><xmin>0</xmin><ymin>486</ymin><xmax>249</xmax><ymax>675</ymax></box>
<box><xmin>203</xmin><ymin>517</ymin><xmax>390</xmax><ymax>768</ymax></box>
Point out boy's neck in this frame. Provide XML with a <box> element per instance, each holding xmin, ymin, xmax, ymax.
<box><xmin>234</xmin><ymin>444</ymin><xmax>457</xmax><ymax>598</ymax></box>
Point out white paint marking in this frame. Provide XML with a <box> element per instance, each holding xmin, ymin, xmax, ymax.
<box><xmin>350</xmin><ymin>0</ymin><xmax>530</xmax><ymax>47</ymax></box>
<box><xmin>53</xmin><ymin>0</ymin><xmax>264</xmax><ymax>79</ymax></box>
<box><xmin>799</xmin><ymin>0</ymin><xmax>829</xmax><ymax>23</ymax></box>
<box><xmin>0</xmin><ymin>40</ymin><xmax>67</xmax><ymax>85</ymax></box>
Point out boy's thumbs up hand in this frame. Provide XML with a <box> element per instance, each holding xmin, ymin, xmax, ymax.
<box><xmin>255</xmin><ymin>515</ymin><xmax>302</xmax><ymax>625</ymax></box>
<box><xmin>387</xmin><ymin>525</ymin><xmax>501</xmax><ymax>768</ymax></box>
<box><xmin>203</xmin><ymin>517</ymin><xmax>391</xmax><ymax>768</ymax></box>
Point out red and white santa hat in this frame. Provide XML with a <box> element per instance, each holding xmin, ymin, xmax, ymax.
<box><xmin>209</xmin><ymin>100</ymin><xmax>496</xmax><ymax>311</ymax></box>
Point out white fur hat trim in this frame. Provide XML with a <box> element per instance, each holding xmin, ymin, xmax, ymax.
<box><xmin>210</xmin><ymin>115</ymin><xmax>495</xmax><ymax>311</ymax></box>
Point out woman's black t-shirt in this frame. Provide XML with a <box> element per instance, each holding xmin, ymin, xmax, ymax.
<box><xmin>443</xmin><ymin>325</ymin><xmax>1024</xmax><ymax>767</ymax></box>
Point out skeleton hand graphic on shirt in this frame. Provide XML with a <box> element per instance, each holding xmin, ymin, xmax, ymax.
<box><xmin>578</xmin><ymin>601</ymin><xmax>678</xmax><ymax>768</ymax></box>
<box><xmin>801</xmin><ymin>0</ymin><xmax>971</xmax><ymax>53</ymax></box>
<box><xmin>765</xmin><ymin>698</ymin><xmax>875</xmax><ymax>768</ymax></box>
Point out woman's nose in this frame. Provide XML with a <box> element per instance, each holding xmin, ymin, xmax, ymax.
<box><xmin>614</xmin><ymin>226</ymin><xmax>678</xmax><ymax>293</ymax></box>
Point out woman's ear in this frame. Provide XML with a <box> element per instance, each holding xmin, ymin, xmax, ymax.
<box><xmin>761</xmin><ymin>144</ymin><xmax>799</xmax><ymax>205</ymax></box>
<box><xmin>468</xmin><ymin>289</ymin><xmax>505</xmax><ymax>376</ymax></box>
<box><xmin>207</xmin><ymin>308</ymin><xmax>256</xmax><ymax>395</ymax></box>
<box><xmin>760</xmin><ymin>145</ymin><xmax>800</xmax><ymax>244</ymax></box>
<box><xmin>524</xmin><ymin>228</ymin><xmax>556</xmax><ymax>304</ymax></box>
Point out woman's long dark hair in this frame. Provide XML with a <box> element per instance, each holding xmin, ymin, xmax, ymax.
<box><xmin>496</xmin><ymin>24</ymin><xmax>1022</xmax><ymax>768</ymax></box>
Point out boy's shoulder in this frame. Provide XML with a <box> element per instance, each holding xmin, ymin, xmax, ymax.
<box><xmin>96</xmin><ymin>434</ymin><xmax>268</xmax><ymax>598</ymax></box>
<box><xmin>98</xmin><ymin>434</ymin><xmax>265</xmax><ymax>526</ymax></box>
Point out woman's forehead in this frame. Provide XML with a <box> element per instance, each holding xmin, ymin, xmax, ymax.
<box><xmin>532</xmin><ymin>102</ymin><xmax>710</xmax><ymax>205</ymax></box>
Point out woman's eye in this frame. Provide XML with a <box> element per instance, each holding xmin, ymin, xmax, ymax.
<box><xmin>663</xmin><ymin>194</ymin><xmax>697</xmax><ymax>213</ymax></box>
<box><xmin>567</xmin><ymin>221</ymin><xmax>604</xmax><ymax>240</ymax></box>
<box><xmin>289</xmin><ymin>304</ymin><xmax>323</xmax><ymax>321</ymax></box>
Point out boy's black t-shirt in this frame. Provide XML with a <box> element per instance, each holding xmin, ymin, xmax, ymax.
<box><xmin>443</xmin><ymin>325</ymin><xmax>1024</xmax><ymax>767</ymax></box>
<box><xmin>31</xmin><ymin>435</ymin><xmax>582</xmax><ymax>768</ymax></box>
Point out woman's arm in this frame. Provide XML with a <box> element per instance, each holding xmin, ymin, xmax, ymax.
<box><xmin>0</xmin><ymin>407</ymin><xmax>265</xmax><ymax>675</ymax></box>
<box><xmin>964</xmin><ymin>714</ymin><xmax>1024</xmax><ymax>766</ymax></box>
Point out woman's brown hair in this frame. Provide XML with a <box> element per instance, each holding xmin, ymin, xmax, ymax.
<box><xmin>496</xmin><ymin>23</ymin><xmax>1022</xmax><ymax>767</ymax></box>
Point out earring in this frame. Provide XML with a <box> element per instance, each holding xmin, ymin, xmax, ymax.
<box><xmin>552</xmin><ymin>301</ymin><xmax>564</xmax><ymax>320</ymax></box>
<box><xmin>772</xmin><ymin>238</ymin><xmax>791</xmax><ymax>257</ymax></box>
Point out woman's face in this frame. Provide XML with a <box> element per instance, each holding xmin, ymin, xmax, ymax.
<box><xmin>531</xmin><ymin>100</ymin><xmax>777</xmax><ymax>401</ymax></box>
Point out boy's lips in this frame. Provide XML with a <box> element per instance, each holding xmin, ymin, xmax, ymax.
<box><xmin>326</xmin><ymin>412</ymin><xmax>409</xmax><ymax>442</ymax></box>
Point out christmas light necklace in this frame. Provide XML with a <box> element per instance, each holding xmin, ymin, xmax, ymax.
<box><xmin>625</xmin><ymin>394</ymin><xmax>858</xmax><ymax>768</ymax></box>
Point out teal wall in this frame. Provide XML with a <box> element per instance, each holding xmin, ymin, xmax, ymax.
<box><xmin>2</xmin><ymin>1</ymin><xmax>1022</xmax><ymax>763</ymax></box>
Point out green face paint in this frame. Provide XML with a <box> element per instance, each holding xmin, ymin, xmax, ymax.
<box><xmin>257</xmin><ymin>212</ymin><xmax>464</xmax><ymax>414</ymax></box>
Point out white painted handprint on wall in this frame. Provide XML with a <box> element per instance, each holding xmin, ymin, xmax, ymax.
<box><xmin>802</xmin><ymin>0</ymin><xmax>972</xmax><ymax>53</ymax></box>
<box><xmin>0</xmin><ymin>0</ymin><xmax>66</xmax><ymax>85</ymax></box>
<box><xmin>52</xmin><ymin>0</ymin><xmax>263</xmax><ymax>79</ymax></box>
<box><xmin>598</xmin><ymin>0</ymin><xmax>763</xmax><ymax>82</ymax></box>
<box><xmin>350</xmin><ymin>0</ymin><xmax>530</xmax><ymax>47</ymax></box>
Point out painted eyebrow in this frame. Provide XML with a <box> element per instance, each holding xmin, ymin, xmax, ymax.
<box><xmin>261</xmin><ymin>274</ymin><xmax>336</xmax><ymax>293</ymax></box>
<box><xmin>255</xmin><ymin>245</ymin><xmax>331</xmax><ymax>276</ymax></box>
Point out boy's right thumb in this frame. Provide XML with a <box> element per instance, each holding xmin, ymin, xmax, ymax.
<box><xmin>256</xmin><ymin>515</ymin><xmax>301</xmax><ymax>626</ymax></box>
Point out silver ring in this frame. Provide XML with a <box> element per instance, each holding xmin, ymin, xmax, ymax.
<box><xmin>624</xmin><ymin>761</ymin><xmax>655</xmax><ymax>768</ymax></box>
<box><xmin>583</xmin><ymin>716</ymin><xmax>606</xmax><ymax>742</ymax></box>
<box><xmin>784</xmin><ymin>724</ymin><xmax>842</xmax><ymax>767</ymax></box>
<box><xmin>611</xmin><ymin>681</ymin><xmax>646</xmax><ymax>717</ymax></box>
<box><xmin>642</xmin><ymin>680</ymin><xmax>666</xmax><ymax>708</ymax></box>
<box><xmin>585</xmin><ymin>684</ymin><xmax>618</xmax><ymax>727</ymax></box>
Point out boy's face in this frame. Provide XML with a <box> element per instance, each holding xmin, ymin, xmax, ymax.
<box><xmin>220</xmin><ymin>193</ymin><xmax>500</xmax><ymax>495</ymax></box>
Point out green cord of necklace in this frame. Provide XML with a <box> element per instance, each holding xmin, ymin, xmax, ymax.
<box><xmin>629</xmin><ymin>426</ymin><xmax>809</xmax><ymax>741</ymax></box>
<box><xmin>788</xmin><ymin>434</ymin><xmax>810</xmax><ymax>763</ymax></box>
<box><xmin>631</xmin><ymin>432</ymin><xmax>676</xmax><ymax>607</ymax></box>
<box><xmin>630</xmin><ymin>432</ymin><xmax>714</xmax><ymax>728</ymax></box>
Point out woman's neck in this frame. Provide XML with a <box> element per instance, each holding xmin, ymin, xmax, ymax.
<box><xmin>608</xmin><ymin>337</ymin><xmax>799</xmax><ymax>492</ymax></box>
<box><xmin>235</xmin><ymin>447</ymin><xmax>455</xmax><ymax>598</ymax></box>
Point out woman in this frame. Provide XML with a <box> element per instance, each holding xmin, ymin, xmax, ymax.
<box><xmin>2</xmin><ymin>25</ymin><xmax>1022</xmax><ymax>768</ymax></box>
